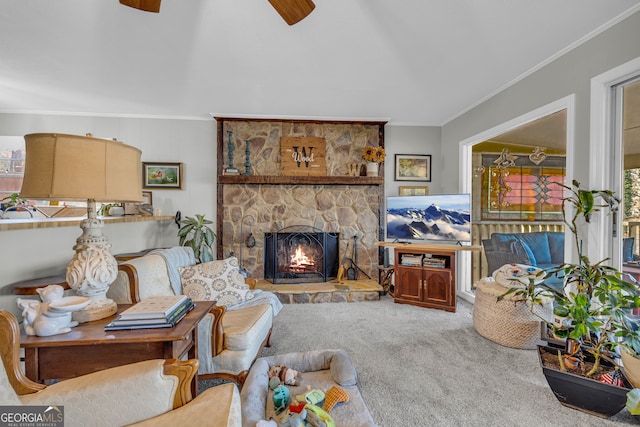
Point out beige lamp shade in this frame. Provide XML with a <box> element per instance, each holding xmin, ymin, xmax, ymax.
<box><xmin>20</xmin><ymin>133</ymin><xmax>143</xmax><ymax>202</ymax></box>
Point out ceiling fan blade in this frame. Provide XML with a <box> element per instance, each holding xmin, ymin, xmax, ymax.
<box><xmin>268</xmin><ymin>0</ymin><xmax>315</xmax><ymax>25</ymax></box>
<box><xmin>119</xmin><ymin>0</ymin><xmax>161</xmax><ymax>13</ymax></box>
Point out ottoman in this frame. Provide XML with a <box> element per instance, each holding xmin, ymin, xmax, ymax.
<box><xmin>240</xmin><ymin>349</ymin><xmax>377</xmax><ymax>427</ymax></box>
<box><xmin>473</xmin><ymin>277</ymin><xmax>553</xmax><ymax>349</ymax></box>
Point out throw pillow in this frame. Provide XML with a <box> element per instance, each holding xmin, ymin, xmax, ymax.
<box><xmin>179</xmin><ymin>257</ymin><xmax>254</xmax><ymax>306</ymax></box>
<box><xmin>494</xmin><ymin>239</ymin><xmax>516</xmax><ymax>252</ymax></box>
<box><xmin>511</xmin><ymin>240</ymin><xmax>535</xmax><ymax>266</ymax></box>
<box><xmin>492</xmin><ymin>263</ymin><xmax>545</xmax><ymax>289</ymax></box>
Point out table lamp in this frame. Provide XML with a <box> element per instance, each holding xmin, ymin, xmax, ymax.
<box><xmin>20</xmin><ymin>133</ymin><xmax>143</xmax><ymax>322</ymax></box>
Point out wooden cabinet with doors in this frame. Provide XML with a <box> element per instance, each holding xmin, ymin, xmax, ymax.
<box><xmin>393</xmin><ymin>246</ymin><xmax>456</xmax><ymax>312</ymax></box>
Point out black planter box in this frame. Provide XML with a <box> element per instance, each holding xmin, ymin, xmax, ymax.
<box><xmin>538</xmin><ymin>345</ymin><xmax>631</xmax><ymax>418</ymax></box>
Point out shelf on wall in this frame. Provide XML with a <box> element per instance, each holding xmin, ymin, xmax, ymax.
<box><xmin>218</xmin><ymin>175</ymin><xmax>384</xmax><ymax>185</ymax></box>
<box><xmin>0</xmin><ymin>215</ymin><xmax>175</xmax><ymax>231</ymax></box>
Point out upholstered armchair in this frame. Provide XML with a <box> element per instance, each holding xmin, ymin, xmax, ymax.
<box><xmin>0</xmin><ymin>311</ymin><xmax>241</xmax><ymax>427</ymax></box>
<box><xmin>107</xmin><ymin>248</ymin><xmax>280</xmax><ymax>386</ymax></box>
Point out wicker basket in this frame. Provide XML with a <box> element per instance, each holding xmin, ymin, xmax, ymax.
<box><xmin>473</xmin><ymin>277</ymin><xmax>553</xmax><ymax>350</ymax></box>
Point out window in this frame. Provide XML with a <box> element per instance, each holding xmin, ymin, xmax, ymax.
<box><xmin>480</xmin><ymin>154</ymin><xmax>566</xmax><ymax>221</ymax></box>
<box><xmin>0</xmin><ymin>136</ymin><xmax>25</xmax><ymax>201</ymax></box>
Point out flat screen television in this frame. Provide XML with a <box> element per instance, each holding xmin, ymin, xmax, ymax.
<box><xmin>386</xmin><ymin>194</ymin><xmax>471</xmax><ymax>244</ymax></box>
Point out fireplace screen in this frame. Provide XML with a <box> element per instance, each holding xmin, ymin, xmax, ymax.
<box><xmin>264</xmin><ymin>226</ymin><xmax>339</xmax><ymax>284</ymax></box>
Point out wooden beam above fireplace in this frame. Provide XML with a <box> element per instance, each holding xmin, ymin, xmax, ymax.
<box><xmin>218</xmin><ymin>176</ymin><xmax>383</xmax><ymax>185</ymax></box>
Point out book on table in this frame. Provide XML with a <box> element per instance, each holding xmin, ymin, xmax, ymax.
<box><xmin>105</xmin><ymin>301</ymin><xmax>194</xmax><ymax>331</ymax></box>
<box><xmin>105</xmin><ymin>296</ymin><xmax>195</xmax><ymax>331</ymax></box>
<box><xmin>117</xmin><ymin>295</ymin><xmax>189</xmax><ymax>320</ymax></box>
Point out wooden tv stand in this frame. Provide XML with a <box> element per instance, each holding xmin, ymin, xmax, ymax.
<box><xmin>378</xmin><ymin>242</ymin><xmax>481</xmax><ymax>313</ymax></box>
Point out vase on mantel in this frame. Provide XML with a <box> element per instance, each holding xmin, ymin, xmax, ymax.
<box><xmin>366</xmin><ymin>162</ymin><xmax>379</xmax><ymax>176</ymax></box>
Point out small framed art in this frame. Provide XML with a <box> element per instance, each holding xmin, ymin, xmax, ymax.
<box><xmin>399</xmin><ymin>186</ymin><xmax>429</xmax><ymax>196</ymax></box>
<box><xmin>395</xmin><ymin>154</ymin><xmax>431</xmax><ymax>182</ymax></box>
<box><xmin>142</xmin><ymin>162</ymin><xmax>183</xmax><ymax>189</ymax></box>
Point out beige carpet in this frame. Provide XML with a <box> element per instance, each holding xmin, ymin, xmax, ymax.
<box><xmin>255</xmin><ymin>295</ymin><xmax>638</xmax><ymax>427</ymax></box>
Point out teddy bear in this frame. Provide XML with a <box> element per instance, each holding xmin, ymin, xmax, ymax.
<box><xmin>269</xmin><ymin>365</ymin><xmax>303</xmax><ymax>388</ymax></box>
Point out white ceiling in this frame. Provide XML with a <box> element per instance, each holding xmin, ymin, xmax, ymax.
<box><xmin>1</xmin><ymin>1</ymin><xmax>640</xmax><ymax>125</ymax></box>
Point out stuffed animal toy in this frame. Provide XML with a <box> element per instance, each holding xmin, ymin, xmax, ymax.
<box><xmin>269</xmin><ymin>365</ymin><xmax>303</xmax><ymax>387</ymax></box>
<box><xmin>276</xmin><ymin>408</ymin><xmax>307</xmax><ymax>427</ymax></box>
<box><xmin>324</xmin><ymin>386</ymin><xmax>350</xmax><ymax>412</ymax></box>
<box><xmin>273</xmin><ymin>385</ymin><xmax>291</xmax><ymax>414</ymax></box>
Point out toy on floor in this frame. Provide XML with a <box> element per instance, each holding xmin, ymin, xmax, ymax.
<box><xmin>323</xmin><ymin>386</ymin><xmax>349</xmax><ymax>412</ymax></box>
<box><xmin>269</xmin><ymin>365</ymin><xmax>303</xmax><ymax>387</ymax></box>
<box><xmin>289</xmin><ymin>401</ymin><xmax>306</xmax><ymax>413</ymax></box>
<box><xmin>304</xmin><ymin>404</ymin><xmax>335</xmax><ymax>427</ymax></box>
<box><xmin>274</xmin><ymin>404</ymin><xmax>335</xmax><ymax>427</ymax></box>
<box><xmin>277</xmin><ymin>408</ymin><xmax>307</xmax><ymax>427</ymax></box>
<box><xmin>296</xmin><ymin>386</ymin><xmax>325</xmax><ymax>405</ymax></box>
<box><xmin>273</xmin><ymin>385</ymin><xmax>291</xmax><ymax>414</ymax></box>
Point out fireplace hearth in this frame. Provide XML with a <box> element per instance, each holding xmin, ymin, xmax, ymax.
<box><xmin>264</xmin><ymin>226</ymin><xmax>339</xmax><ymax>284</ymax></box>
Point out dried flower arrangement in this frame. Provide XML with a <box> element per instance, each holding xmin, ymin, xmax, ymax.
<box><xmin>362</xmin><ymin>146</ymin><xmax>386</xmax><ymax>164</ymax></box>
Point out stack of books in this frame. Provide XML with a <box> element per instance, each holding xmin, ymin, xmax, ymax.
<box><xmin>105</xmin><ymin>295</ymin><xmax>194</xmax><ymax>331</ymax></box>
<box><xmin>400</xmin><ymin>254</ymin><xmax>423</xmax><ymax>266</ymax></box>
<box><xmin>423</xmin><ymin>257</ymin><xmax>446</xmax><ymax>268</ymax></box>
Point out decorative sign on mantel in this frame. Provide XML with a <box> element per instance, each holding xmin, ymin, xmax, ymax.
<box><xmin>280</xmin><ymin>137</ymin><xmax>326</xmax><ymax>176</ymax></box>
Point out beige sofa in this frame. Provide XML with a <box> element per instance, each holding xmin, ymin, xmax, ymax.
<box><xmin>107</xmin><ymin>248</ymin><xmax>280</xmax><ymax>386</ymax></box>
<box><xmin>0</xmin><ymin>310</ymin><xmax>241</xmax><ymax>427</ymax></box>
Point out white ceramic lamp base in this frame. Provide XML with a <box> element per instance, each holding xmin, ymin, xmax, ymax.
<box><xmin>66</xmin><ymin>201</ymin><xmax>119</xmax><ymax>323</ymax></box>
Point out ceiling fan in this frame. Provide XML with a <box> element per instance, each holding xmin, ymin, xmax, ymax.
<box><xmin>119</xmin><ymin>0</ymin><xmax>315</xmax><ymax>25</ymax></box>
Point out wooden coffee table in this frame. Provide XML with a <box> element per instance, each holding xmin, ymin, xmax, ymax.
<box><xmin>20</xmin><ymin>300</ymin><xmax>215</xmax><ymax>396</ymax></box>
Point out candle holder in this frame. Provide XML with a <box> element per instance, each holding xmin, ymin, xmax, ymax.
<box><xmin>244</xmin><ymin>140</ymin><xmax>253</xmax><ymax>176</ymax></box>
<box><xmin>224</xmin><ymin>131</ymin><xmax>240</xmax><ymax>176</ymax></box>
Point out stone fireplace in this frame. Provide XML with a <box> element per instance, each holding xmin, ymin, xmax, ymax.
<box><xmin>215</xmin><ymin>117</ymin><xmax>386</xmax><ymax>281</ymax></box>
<box><xmin>264</xmin><ymin>226</ymin><xmax>339</xmax><ymax>284</ymax></box>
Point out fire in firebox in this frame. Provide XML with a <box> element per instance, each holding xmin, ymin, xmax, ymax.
<box><xmin>289</xmin><ymin>245</ymin><xmax>317</xmax><ymax>273</ymax></box>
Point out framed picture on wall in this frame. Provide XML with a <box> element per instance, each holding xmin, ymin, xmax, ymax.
<box><xmin>394</xmin><ymin>154</ymin><xmax>431</xmax><ymax>182</ymax></box>
<box><xmin>399</xmin><ymin>186</ymin><xmax>429</xmax><ymax>196</ymax></box>
<box><xmin>142</xmin><ymin>162</ymin><xmax>183</xmax><ymax>189</ymax></box>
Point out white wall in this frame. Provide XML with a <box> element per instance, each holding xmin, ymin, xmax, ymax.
<box><xmin>441</xmin><ymin>11</ymin><xmax>640</xmax><ymax>194</ymax></box>
<box><xmin>0</xmin><ymin>113</ymin><xmax>216</xmax><ymax>316</ymax></box>
<box><xmin>383</xmin><ymin>126</ymin><xmax>441</xmax><ymax>197</ymax></box>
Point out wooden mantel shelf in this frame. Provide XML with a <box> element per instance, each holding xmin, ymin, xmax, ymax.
<box><xmin>218</xmin><ymin>175</ymin><xmax>384</xmax><ymax>185</ymax></box>
<box><xmin>0</xmin><ymin>215</ymin><xmax>175</xmax><ymax>231</ymax></box>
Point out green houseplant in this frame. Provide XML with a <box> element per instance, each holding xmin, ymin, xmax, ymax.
<box><xmin>499</xmin><ymin>180</ymin><xmax>640</xmax><ymax>416</ymax></box>
<box><xmin>1</xmin><ymin>192</ymin><xmax>27</xmax><ymax>208</ymax></box>
<box><xmin>178</xmin><ymin>214</ymin><xmax>216</xmax><ymax>263</ymax></box>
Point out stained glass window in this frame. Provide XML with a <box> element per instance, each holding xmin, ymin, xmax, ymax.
<box><xmin>480</xmin><ymin>154</ymin><xmax>565</xmax><ymax>221</ymax></box>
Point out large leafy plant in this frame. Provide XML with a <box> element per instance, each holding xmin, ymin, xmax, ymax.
<box><xmin>499</xmin><ymin>180</ymin><xmax>640</xmax><ymax>376</ymax></box>
<box><xmin>178</xmin><ymin>214</ymin><xmax>216</xmax><ymax>263</ymax></box>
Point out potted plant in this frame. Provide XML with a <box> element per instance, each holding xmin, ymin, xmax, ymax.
<box><xmin>499</xmin><ymin>179</ymin><xmax>640</xmax><ymax>417</ymax></box>
<box><xmin>177</xmin><ymin>214</ymin><xmax>216</xmax><ymax>263</ymax></box>
<box><xmin>1</xmin><ymin>192</ymin><xmax>33</xmax><ymax>218</ymax></box>
<box><xmin>98</xmin><ymin>203</ymin><xmax>124</xmax><ymax>216</ymax></box>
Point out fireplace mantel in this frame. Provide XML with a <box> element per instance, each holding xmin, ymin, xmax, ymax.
<box><xmin>218</xmin><ymin>176</ymin><xmax>383</xmax><ymax>185</ymax></box>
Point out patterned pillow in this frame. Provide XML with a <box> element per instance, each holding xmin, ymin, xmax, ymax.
<box><xmin>179</xmin><ymin>257</ymin><xmax>254</xmax><ymax>306</ymax></box>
